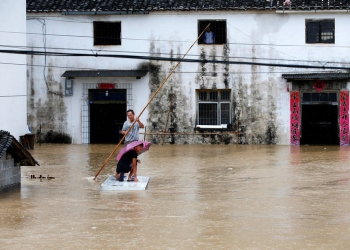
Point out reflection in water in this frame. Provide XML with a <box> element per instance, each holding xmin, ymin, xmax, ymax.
<box><xmin>1</xmin><ymin>144</ymin><xmax>350</xmax><ymax>249</ymax></box>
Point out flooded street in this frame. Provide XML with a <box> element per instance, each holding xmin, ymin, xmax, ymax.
<box><xmin>1</xmin><ymin>144</ymin><xmax>350</xmax><ymax>249</ymax></box>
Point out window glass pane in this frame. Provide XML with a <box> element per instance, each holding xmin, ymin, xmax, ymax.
<box><xmin>311</xmin><ymin>93</ymin><xmax>319</xmax><ymax>101</ymax></box>
<box><xmin>212</xmin><ymin>21</ymin><xmax>227</xmax><ymax>44</ymax></box>
<box><xmin>209</xmin><ymin>91</ymin><xmax>218</xmax><ymax>101</ymax></box>
<box><xmin>320</xmin><ymin>93</ymin><xmax>328</xmax><ymax>101</ymax></box>
<box><xmin>303</xmin><ymin>93</ymin><xmax>311</xmax><ymax>102</ymax></box>
<box><xmin>198</xmin><ymin>91</ymin><xmax>207</xmax><ymax>101</ymax></box>
<box><xmin>199</xmin><ymin>103</ymin><xmax>217</xmax><ymax>125</ymax></box>
<box><xmin>321</xmin><ymin>21</ymin><xmax>334</xmax><ymax>43</ymax></box>
<box><xmin>221</xmin><ymin>90</ymin><xmax>230</xmax><ymax>101</ymax></box>
<box><xmin>221</xmin><ymin>103</ymin><xmax>230</xmax><ymax>124</ymax></box>
<box><xmin>306</xmin><ymin>21</ymin><xmax>319</xmax><ymax>43</ymax></box>
<box><xmin>329</xmin><ymin>93</ymin><xmax>337</xmax><ymax>102</ymax></box>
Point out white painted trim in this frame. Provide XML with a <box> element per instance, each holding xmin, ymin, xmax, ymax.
<box><xmin>196</xmin><ymin>124</ymin><xmax>228</xmax><ymax>129</ymax></box>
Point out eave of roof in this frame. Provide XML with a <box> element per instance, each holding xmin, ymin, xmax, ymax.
<box><xmin>0</xmin><ymin>130</ymin><xmax>39</xmax><ymax>166</ymax></box>
<box><xmin>26</xmin><ymin>0</ymin><xmax>350</xmax><ymax>13</ymax></box>
<box><xmin>61</xmin><ymin>70</ymin><xmax>148</xmax><ymax>78</ymax></box>
<box><xmin>0</xmin><ymin>130</ymin><xmax>12</xmax><ymax>159</ymax></box>
<box><xmin>282</xmin><ymin>73</ymin><xmax>350</xmax><ymax>81</ymax></box>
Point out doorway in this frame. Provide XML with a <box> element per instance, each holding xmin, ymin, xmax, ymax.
<box><xmin>301</xmin><ymin>104</ymin><xmax>339</xmax><ymax>145</ymax></box>
<box><xmin>89</xmin><ymin>89</ymin><xmax>126</xmax><ymax>143</ymax></box>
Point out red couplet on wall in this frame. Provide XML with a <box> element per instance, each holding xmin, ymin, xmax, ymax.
<box><xmin>290</xmin><ymin>91</ymin><xmax>300</xmax><ymax>145</ymax></box>
<box><xmin>340</xmin><ymin>90</ymin><xmax>349</xmax><ymax>146</ymax></box>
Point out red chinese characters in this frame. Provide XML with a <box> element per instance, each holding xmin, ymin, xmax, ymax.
<box><xmin>340</xmin><ymin>91</ymin><xmax>349</xmax><ymax>146</ymax></box>
<box><xmin>290</xmin><ymin>91</ymin><xmax>300</xmax><ymax>145</ymax></box>
<box><xmin>313</xmin><ymin>80</ymin><xmax>326</xmax><ymax>92</ymax></box>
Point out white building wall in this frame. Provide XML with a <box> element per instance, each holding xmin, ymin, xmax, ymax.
<box><xmin>0</xmin><ymin>1</ymin><xmax>27</xmax><ymax>140</ymax></box>
<box><xmin>26</xmin><ymin>11</ymin><xmax>350</xmax><ymax>145</ymax></box>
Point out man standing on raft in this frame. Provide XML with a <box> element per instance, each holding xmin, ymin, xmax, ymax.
<box><xmin>121</xmin><ymin>109</ymin><xmax>145</xmax><ymax>145</ymax></box>
<box><xmin>116</xmin><ymin>143</ymin><xmax>143</xmax><ymax>182</ymax></box>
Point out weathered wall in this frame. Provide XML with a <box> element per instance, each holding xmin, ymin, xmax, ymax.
<box><xmin>28</xmin><ymin>67</ymin><xmax>67</xmax><ymax>135</ymax></box>
<box><xmin>147</xmin><ymin>42</ymin><xmax>193</xmax><ymax>144</ymax></box>
<box><xmin>26</xmin><ymin>11</ymin><xmax>350</xmax><ymax>145</ymax></box>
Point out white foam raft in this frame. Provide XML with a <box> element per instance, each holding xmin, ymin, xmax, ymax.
<box><xmin>100</xmin><ymin>175</ymin><xmax>150</xmax><ymax>191</ymax></box>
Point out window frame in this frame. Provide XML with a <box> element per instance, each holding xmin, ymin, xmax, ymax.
<box><xmin>305</xmin><ymin>19</ymin><xmax>335</xmax><ymax>44</ymax></box>
<box><xmin>93</xmin><ymin>21</ymin><xmax>121</xmax><ymax>46</ymax></box>
<box><xmin>196</xmin><ymin>89</ymin><xmax>231</xmax><ymax>127</ymax></box>
<box><xmin>301</xmin><ymin>91</ymin><xmax>338</xmax><ymax>105</ymax></box>
<box><xmin>198</xmin><ymin>20</ymin><xmax>227</xmax><ymax>45</ymax></box>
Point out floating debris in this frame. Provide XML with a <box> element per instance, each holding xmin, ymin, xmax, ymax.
<box><xmin>30</xmin><ymin>174</ymin><xmax>55</xmax><ymax>180</ymax></box>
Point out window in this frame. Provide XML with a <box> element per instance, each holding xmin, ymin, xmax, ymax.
<box><xmin>198</xmin><ymin>20</ymin><xmax>227</xmax><ymax>45</ymax></box>
<box><xmin>302</xmin><ymin>92</ymin><xmax>337</xmax><ymax>103</ymax></box>
<box><xmin>306</xmin><ymin>19</ymin><xmax>334</xmax><ymax>43</ymax></box>
<box><xmin>197</xmin><ymin>90</ymin><xmax>231</xmax><ymax>125</ymax></box>
<box><xmin>94</xmin><ymin>22</ymin><xmax>121</xmax><ymax>46</ymax></box>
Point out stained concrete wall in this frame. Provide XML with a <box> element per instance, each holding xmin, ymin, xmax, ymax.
<box><xmin>26</xmin><ymin>11</ymin><xmax>350</xmax><ymax>145</ymax></box>
<box><xmin>0</xmin><ymin>1</ymin><xmax>27</xmax><ymax>140</ymax></box>
<box><xmin>0</xmin><ymin>156</ymin><xmax>20</xmax><ymax>193</ymax></box>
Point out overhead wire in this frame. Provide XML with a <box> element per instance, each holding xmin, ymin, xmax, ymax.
<box><xmin>1</xmin><ymin>60</ymin><xmax>329</xmax><ymax>75</ymax></box>
<box><xmin>1</xmin><ymin>17</ymin><xmax>349</xmax><ymax>77</ymax></box>
<box><xmin>1</xmin><ymin>43</ymin><xmax>350</xmax><ymax>66</ymax></box>
<box><xmin>1</xmin><ymin>48</ymin><xmax>349</xmax><ymax>70</ymax></box>
<box><xmin>2</xmin><ymin>28</ymin><xmax>350</xmax><ymax>49</ymax></box>
<box><xmin>2</xmin><ymin>17</ymin><xmax>350</xmax><ymax>69</ymax></box>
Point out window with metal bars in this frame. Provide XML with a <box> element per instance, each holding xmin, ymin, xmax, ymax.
<box><xmin>94</xmin><ymin>21</ymin><xmax>121</xmax><ymax>46</ymax></box>
<box><xmin>306</xmin><ymin>19</ymin><xmax>334</xmax><ymax>44</ymax></box>
<box><xmin>198</xmin><ymin>20</ymin><xmax>227</xmax><ymax>45</ymax></box>
<box><xmin>197</xmin><ymin>90</ymin><xmax>231</xmax><ymax>125</ymax></box>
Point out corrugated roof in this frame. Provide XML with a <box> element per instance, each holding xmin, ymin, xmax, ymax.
<box><xmin>61</xmin><ymin>70</ymin><xmax>148</xmax><ymax>78</ymax></box>
<box><xmin>282</xmin><ymin>73</ymin><xmax>350</xmax><ymax>80</ymax></box>
<box><xmin>0</xmin><ymin>130</ymin><xmax>39</xmax><ymax>166</ymax></box>
<box><xmin>26</xmin><ymin>0</ymin><xmax>350</xmax><ymax>13</ymax></box>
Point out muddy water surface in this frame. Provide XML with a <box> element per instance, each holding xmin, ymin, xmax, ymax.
<box><xmin>1</xmin><ymin>144</ymin><xmax>350</xmax><ymax>249</ymax></box>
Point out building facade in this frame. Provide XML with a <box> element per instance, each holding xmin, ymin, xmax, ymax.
<box><xmin>0</xmin><ymin>1</ymin><xmax>27</xmax><ymax>140</ymax></box>
<box><xmin>26</xmin><ymin>1</ymin><xmax>350</xmax><ymax>145</ymax></box>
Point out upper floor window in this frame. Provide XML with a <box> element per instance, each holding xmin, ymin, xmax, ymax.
<box><xmin>197</xmin><ymin>89</ymin><xmax>231</xmax><ymax>125</ymax></box>
<box><xmin>198</xmin><ymin>20</ymin><xmax>227</xmax><ymax>45</ymax></box>
<box><xmin>306</xmin><ymin>19</ymin><xmax>334</xmax><ymax>44</ymax></box>
<box><xmin>94</xmin><ymin>21</ymin><xmax>121</xmax><ymax>46</ymax></box>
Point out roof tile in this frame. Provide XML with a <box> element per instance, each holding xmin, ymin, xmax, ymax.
<box><xmin>26</xmin><ymin>0</ymin><xmax>350</xmax><ymax>12</ymax></box>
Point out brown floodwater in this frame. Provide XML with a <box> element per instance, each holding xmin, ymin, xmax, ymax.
<box><xmin>1</xmin><ymin>144</ymin><xmax>350</xmax><ymax>249</ymax></box>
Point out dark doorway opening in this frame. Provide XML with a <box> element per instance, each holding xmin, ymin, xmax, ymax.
<box><xmin>301</xmin><ymin>104</ymin><xmax>338</xmax><ymax>145</ymax></box>
<box><xmin>89</xmin><ymin>89</ymin><xmax>126</xmax><ymax>143</ymax></box>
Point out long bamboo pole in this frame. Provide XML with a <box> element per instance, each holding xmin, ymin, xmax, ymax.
<box><xmin>93</xmin><ymin>24</ymin><xmax>211</xmax><ymax>180</ymax></box>
<box><xmin>161</xmin><ymin>97</ymin><xmax>172</xmax><ymax>145</ymax></box>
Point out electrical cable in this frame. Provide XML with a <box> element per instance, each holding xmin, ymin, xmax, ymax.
<box><xmin>0</xmin><ymin>48</ymin><xmax>349</xmax><ymax>70</ymax></box>
<box><xmin>1</xmin><ymin>43</ymin><xmax>349</xmax><ymax>66</ymax></box>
